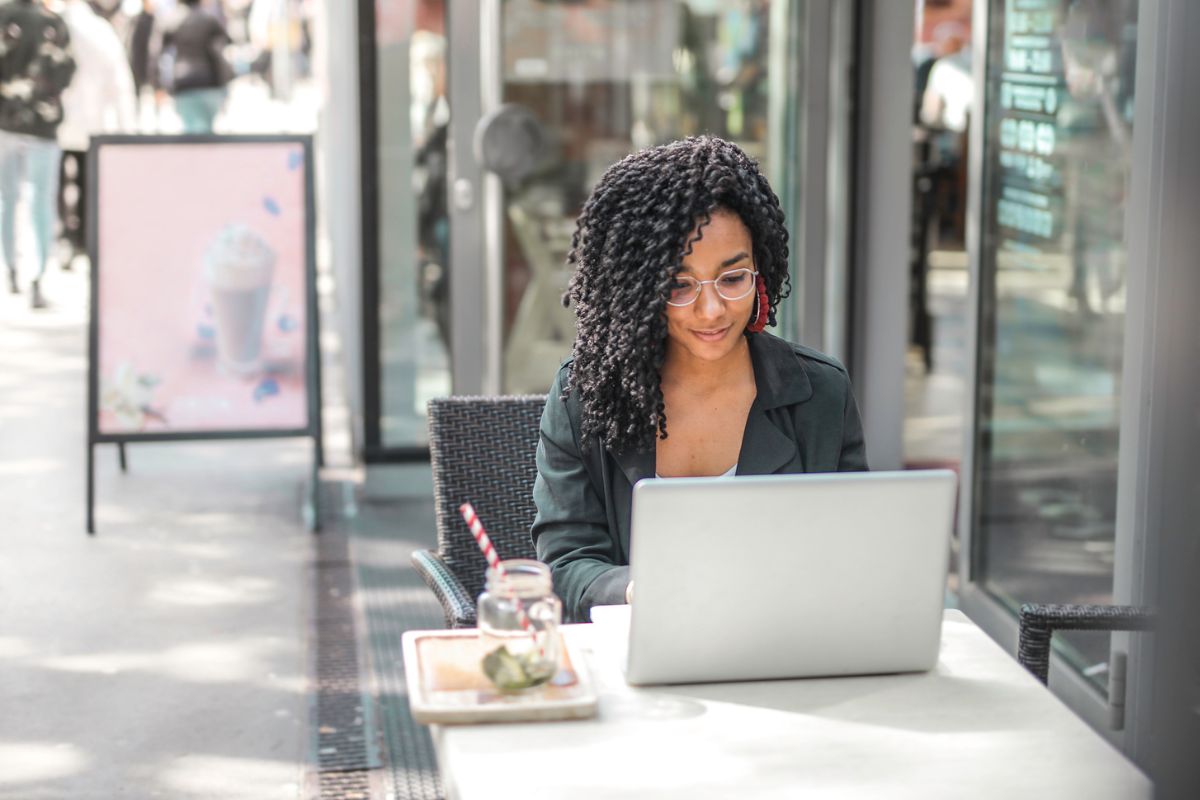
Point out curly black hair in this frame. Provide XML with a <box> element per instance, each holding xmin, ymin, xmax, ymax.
<box><xmin>563</xmin><ymin>135</ymin><xmax>791</xmax><ymax>455</ymax></box>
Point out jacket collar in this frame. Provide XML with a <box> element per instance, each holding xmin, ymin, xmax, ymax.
<box><xmin>747</xmin><ymin>332</ymin><xmax>814</xmax><ymax>409</ymax></box>
<box><xmin>613</xmin><ymin>333</ymin><xmax>813</xmax><ymax>483</ymax></box>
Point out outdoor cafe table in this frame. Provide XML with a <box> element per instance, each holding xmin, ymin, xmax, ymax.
<box><xmin>430</xmin><ymin>609</ymin><xmax>1151</xmax><ymax>799</ymax></box>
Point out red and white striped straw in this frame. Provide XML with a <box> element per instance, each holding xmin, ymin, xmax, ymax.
<box><xmin>460</xmin><ymin>503</ymin><xmax>535</xmax><ymax>637</ymax></box>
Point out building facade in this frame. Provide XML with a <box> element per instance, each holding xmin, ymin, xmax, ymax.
<box><xmin>313</xmin><ymin>0</ymin><xmax>1198</xmax><ymax>782</ymax></box>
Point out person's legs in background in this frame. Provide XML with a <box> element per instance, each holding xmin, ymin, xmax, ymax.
<box><xmin>175</xmin><ymin>88</ymin><xmax>227</xmax><ymax>134</ymax></box>
<box><xmin>174</xmin><ymin>90</ymin><xmax>207</xmax><ymax>133</ymax></box>
<box><xmin>25</xmin><ymin>137</ymin><xmax>61</xmax><ymax>309</ymax></box>
<box><xmin>0</xmin><ymin>131</ymin><xmax>25</xmax><ymax>295</ymax></box>
<box><xmin>57</xmin><ymin>150</ymin><xmax>87</xmax><ymax>269</ymax></box>
<box><xmin>74</xmin><ymin>149</ymin><xmax>88</xmax><ymax>266</ymax></box>
<box><xmin>205</xmin><ymin>88</ymin><xmax>228</xmax><ymax>131</ymax></box>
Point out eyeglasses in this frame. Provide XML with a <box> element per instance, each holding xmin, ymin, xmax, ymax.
<box><xmin>665</xmin><ymin>268</ymin><xmax>758</xmax><ymax>307</ymax></box>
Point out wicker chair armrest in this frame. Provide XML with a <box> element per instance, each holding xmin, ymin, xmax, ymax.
<box><xmin>1018</xmin><ymin>603</ymin><xmax>1155</xmax><ymax>685</ymax></box>
<box><xmin>411</xmin><ymin>549</ymin><xmax>478</xmax><ymax>629</ymax></box>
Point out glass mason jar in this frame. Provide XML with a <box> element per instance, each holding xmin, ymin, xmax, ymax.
<box><xmin>477</xmin><ymin>559</ymin><xmax>563</xmax><ymax>692</ymax></box>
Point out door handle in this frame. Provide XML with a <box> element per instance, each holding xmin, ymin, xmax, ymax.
<box><xmin>473</xmin><ymin>103</ymin><xmax>548</xmax><ymax>187</ymax></box>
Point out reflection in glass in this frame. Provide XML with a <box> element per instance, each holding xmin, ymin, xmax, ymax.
<box><xmin>904</xmin><ymin>0</ymin><xmax>974</xmax><ymax>480</ymax></box>
<box><xmin>496</xmin><ymin>0</ymin><xmax>787</xmax><ymax>393</ymax></box>
<box><xmin>975</xmin><ymin>0</ymin><xmax>1137</xmax><ymax>692</ymax></box>
<box><xmin>377</xmin><ymin>0</ymin><xmax>452</xmax><ymax>446</ymax></box>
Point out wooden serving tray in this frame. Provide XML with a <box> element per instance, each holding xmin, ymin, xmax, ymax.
<box><xmin>401</xmin><ymin>628</ymin><xmax>598</xmax><ymax>724</ymax></box>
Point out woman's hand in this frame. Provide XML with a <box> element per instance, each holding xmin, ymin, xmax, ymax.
<box><xmin>625</xmin><ymin>581</ymin><xmax>634</xmax><ymax>604</ymax></box>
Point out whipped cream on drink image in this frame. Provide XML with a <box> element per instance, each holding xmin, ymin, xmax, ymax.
<box><xmin>204</xmin><ymin>224</ymin><xmax>277</xmax><ymax>376</ymax></box>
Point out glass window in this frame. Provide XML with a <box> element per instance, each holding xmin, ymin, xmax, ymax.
<box><xmin>496</xmin><ymin>0</ymin><xmax>796</xmax><ymax>393</ymax></box>
<box><xmin>904</xmin><ymin>0</ymin><xmax>973</xmax><ymax>468</ymax></box>
<box><xmin>376</xmin><ymin>0</ymin><xmax>452</xmax><ymax>447</ymax></box>
<box><xmin>905</xmin><ymin>0</ymin><xmax>975</xmax><ymax>594</ymax></box>
<box><xmin>974</xmin><ymin>0</ymin><xmax>1138</xmax><ymax>692</ymax></box>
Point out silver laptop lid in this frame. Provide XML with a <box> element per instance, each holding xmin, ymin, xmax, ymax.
<box><xmin>625</xmin><ymin>470</ymin><xmax>956</xmax><ymax>685</ymax></box>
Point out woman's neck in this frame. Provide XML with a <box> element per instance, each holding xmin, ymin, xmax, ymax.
<box><xmin>660</xmin><ymin>336</ymin><xmax>754</xmax><ymax>396</ymax></box>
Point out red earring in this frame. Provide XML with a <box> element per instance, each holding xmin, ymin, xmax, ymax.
<box><xmin>746</xmin><ymin>276</ymin><xmax>769</xmax><ymax>333</ymax></box>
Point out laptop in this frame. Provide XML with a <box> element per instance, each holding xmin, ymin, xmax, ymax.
<box><xmin>608</xmin><ymin>469</ymin><xmax>956</xmax><ymax>685</ymax></box>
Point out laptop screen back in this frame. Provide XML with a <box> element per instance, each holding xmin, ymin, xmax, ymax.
<box><xmin>625</xmin><ymin>470</ymin><xmax>957</xmax><ymax>685</ymax></box>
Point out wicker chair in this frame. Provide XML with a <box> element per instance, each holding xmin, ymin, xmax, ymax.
<box><xmin>1017</xmin><ymin>603</ymin><xmax>1155</xmax><ymax>685</ymax></box>
<box><xmin>412</xmin><ymin>395</ymin><xmax>547</xmax><ymax>628</ymax></box>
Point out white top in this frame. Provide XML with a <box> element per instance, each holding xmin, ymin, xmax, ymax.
<box><xmin>433</xmin><ymin>610</ymin><xmax>1151</xmax><ymax>800</ymax></box>
<box><xmin>921</xmin><ymin>47</ymin><xmax>974</xmax><ymax>133</ymax></box>
<box><xmin>655</xmin><ymin>463</ymin><xmax>737</xmax><ymax>479</ymax></box>
<box><xmin>58</xmin><ymin>0</ymin><xmax>138</xmax><ymax>151</ymax></box>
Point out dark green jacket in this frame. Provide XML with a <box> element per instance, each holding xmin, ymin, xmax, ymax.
<box><xmin>532</xmin><ymin>332</ymin><xmax>869</xmax><ymax>622</ymax></box>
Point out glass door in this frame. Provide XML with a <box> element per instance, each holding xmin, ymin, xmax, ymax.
<box><xmin>449</xmin><ymin>0</ymin><xmax>849</xmax><ymax>395</ymax></box>
<box><xmin>365</xmin><ymin>0</ymin><xmax>453</xmax><ymax>454</ymax></box>
<box><xmin>961</xmin><ymin>0</ymin><xmax>1140</xmax><ymax>724</ymax></box>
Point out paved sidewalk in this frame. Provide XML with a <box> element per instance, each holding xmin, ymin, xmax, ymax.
<box><xmin>1</xmin><ymin>267</ymin><xmax>317</xmax><ymax>798</ymax></box>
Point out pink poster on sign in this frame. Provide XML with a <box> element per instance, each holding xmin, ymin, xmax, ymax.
<box><xmin>95</xmin><ymin>140</ymin><xmax>311</xmax><ymax>435</ymax></box>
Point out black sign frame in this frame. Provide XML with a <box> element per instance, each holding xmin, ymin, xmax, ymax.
<box><xmin>85</xmin><ymin>134</ymin><xmax>323</xmax><ymax>533</ymax></box>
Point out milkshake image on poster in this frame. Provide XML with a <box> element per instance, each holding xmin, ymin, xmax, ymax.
<box><xmin>204</xmin><ymin>224</ymin><xmax>277</xmax><ymax>376</ymax></box>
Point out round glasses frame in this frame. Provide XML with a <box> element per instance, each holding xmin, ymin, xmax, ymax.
<box><xmin>665</xmin><ymin>268</ymin><xmax>759</xmax><ymax>307</ymax></box>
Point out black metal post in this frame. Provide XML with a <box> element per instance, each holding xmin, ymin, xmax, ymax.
<box><xmin>118</xmin><ymin>442</ymin><xmax>127</xmax><ymax>472</ymax></box>
<box><xmin>309</xmin><ymin>435</ymin><xmax>322</xmax><ymax>533</ymax></box>
<box><xmin>86</xmin><ymin>442</ymin><xmax>95</xmax><ymax>535</ymax></box>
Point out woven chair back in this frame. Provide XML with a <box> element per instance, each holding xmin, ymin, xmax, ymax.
<box><xmin>427</xmin><ymin>395</ymin><xmax>547</xmax><ymax>603</ymax></box>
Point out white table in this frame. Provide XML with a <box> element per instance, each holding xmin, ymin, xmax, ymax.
<box><xmin>432</xmin><ymin>610</ymin><xmax>1150</xmax><ymax>799</ymax></box>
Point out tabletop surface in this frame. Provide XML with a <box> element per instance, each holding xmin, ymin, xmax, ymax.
<box><xmin>432</xmin><ymin>609</ymin><xmax>1151</xmax><ymax>800</ymax></box>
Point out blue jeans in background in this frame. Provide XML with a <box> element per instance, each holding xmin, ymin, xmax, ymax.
<box><xmin>0</xmin><ymin>130</ymin><xmax>61</xmax><ymax>287</ymax></box>
<box><xmin>174</xmin><ymin>87</ymin><xmax>228</xmax><ymax>134</ymax></box>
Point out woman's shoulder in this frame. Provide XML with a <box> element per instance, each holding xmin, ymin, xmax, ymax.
<box><xmin>549</xmin><ymin>357</ymin><xmax>574</xmax><ymax>393</ymax></box>
<box><xmin>544</xmin><ymin>358</ymin><xmax>582</xmax><ymax>422</ymax></box>
<box><xmin>788</xmin><ymin>341</ymin><xmax>849</xmax><ymax>379</ymax></box>
<box><xmin>754</xmin><ymin>332</ymin><xmax>849</xmax><ymax>381</ymax></box>
<box><xmin>541</xmin><ymin>358</ymin><xmax>594</xmax><ymax>456</ymax></box>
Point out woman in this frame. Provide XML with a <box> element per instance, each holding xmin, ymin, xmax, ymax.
<box><xmin>160</xmin><ymin>0</ymin><xmax>232</xmax><ymax>134</ymax></box>
<box><xmin>0</xmin><ymin>0</ymin><xmax>76</xmax><ymax>308</ymax></box>
<box><xmin>532</xmin><ymin>136</ymin><xmax>869</xmax><ymax>623</ymax></box>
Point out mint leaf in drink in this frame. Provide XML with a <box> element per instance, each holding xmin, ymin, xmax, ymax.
<box><xmin>482</xmin><ymin>645</ymin><xmax>533</xmax><ymax>691</ymax></box>
<box><xmin>482</xmin><ymin>645</ymin><xmax>557</xmax><ymax>692</ymax></box>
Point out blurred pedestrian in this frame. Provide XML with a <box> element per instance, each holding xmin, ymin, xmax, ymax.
<box><xmin>0</xmin><ymin>0</ymin><xmax>77</xmax><ymax>308</ymax></box>
<box><xmin>126</xmin><ymin>0</ymin><xmax>158</xmax><ymax>100</ymax></box>
<box><xmin>56</xmin><ymin>0</ymin><xmax>137</xmax><ymax>267</ymax></box>
<box><xmin>159</xmin><ymin>0</ymin><xmax>232</xmax><ymax>133</ymax></box>
<box><xmin>247</xmin><ymin>0</ymin><xmax>307</xmax><ymax>100</ymax></box>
